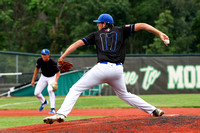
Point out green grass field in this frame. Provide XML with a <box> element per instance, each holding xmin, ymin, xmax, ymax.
<box><xmin>0</xmin><ymin>94</ymin><xmax>200</xmax><ymax>129</ymax></box>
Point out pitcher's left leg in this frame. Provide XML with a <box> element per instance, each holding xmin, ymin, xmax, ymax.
<box><xmin>108</xmin><ymin>68</ymin><xmax>156</xmax><ymax>114</ymax></box>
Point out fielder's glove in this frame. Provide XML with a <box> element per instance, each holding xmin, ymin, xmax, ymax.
<box><xmin>51</xmin><ymin>81</ymin><xmax>58</xmax><ymax>92</ymax></box>
<box><xmin>58</xmin><ymin>59</ymin><xmax>73</xmax><ymax>72</ymax></box>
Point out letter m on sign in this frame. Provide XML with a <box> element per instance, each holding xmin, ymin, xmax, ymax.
<box><xmin>167</xmin><ymin>65</ymin><xmax>184</xmax><ymax>89</ymax></box>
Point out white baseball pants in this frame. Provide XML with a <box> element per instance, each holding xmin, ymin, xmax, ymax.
<box><xmin>57</xmin><ymin>63</ymin><xmax>156</xmax><ymax>117</ymax></box>
<box><xmin>34</xmin><ymin>74</ymin><xmax>56</xmax><ymax>108</ymax></box>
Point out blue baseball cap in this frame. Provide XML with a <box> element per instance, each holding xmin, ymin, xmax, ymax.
<box><xmin>93</xmin><ymin>14</ymin><xmax>114</xmax><ymax>24</ymax></box>
<box><xmin>41</xmin><ymin>49</ymin><xmax>50</xmax><ymax>55</ymax></box>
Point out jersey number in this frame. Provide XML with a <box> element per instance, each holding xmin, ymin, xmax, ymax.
<box><xmin>100</xmin><ymin>32</ymin><xmax>117</xmax><ymax>52</ymax></box>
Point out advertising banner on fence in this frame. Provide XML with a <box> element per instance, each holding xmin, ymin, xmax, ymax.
<box><xmin>1</xmin><ymin>51</ymin><xmax>200</xmax><ymax>96</ymax></box>
<box><xmin>102</xmin><ymin>56</ymin><xmax>200</xmax><ymax>95</ymax></box>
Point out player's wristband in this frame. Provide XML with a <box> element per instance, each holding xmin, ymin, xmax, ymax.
<box><xmin>59</xmin><ymin>57</ymin><xmax>64</xmax><ymax>61</ymax></box>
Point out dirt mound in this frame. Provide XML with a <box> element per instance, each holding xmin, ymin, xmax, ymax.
<box><xmin>1</xmin><ymin>115</ymin><xmax>200</xmax><ymax>133</ymax></box>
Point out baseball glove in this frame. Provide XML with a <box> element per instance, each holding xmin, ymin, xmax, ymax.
<box><xmin>51</xmin><ymin>81</ymin><xmax>58</xmax><ymax>92</ymax></box>
<box><xmin>58</xmin><ymin>59</ymin><xmax>73</xmax><ymax>72</ymax></box>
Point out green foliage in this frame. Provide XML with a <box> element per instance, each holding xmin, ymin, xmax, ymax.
<box><xmin>0</xmin><ymin>0</ymin><xmax>200</xmax><ymax>54</ymax></box>
<box><xmin>65</xmin><ymin>0</ymin><xmax>131</xmax><ymax>54</ymax></box>
<box><xmin>0</xmin><ymin>10</ymin><xmax>13</xmax><ymax>24</ymax></box>
<box><xmin>192</xmin><ymin>11</ymin><xmax>200</xmax><ymax>52</ymax></box>
<box><xmin>144</xmin><ymin>10</ymin><xmax>174</xmax><ymax>54</ymax></box>
<box><xmin>128</xmin><ymin>0</ymin><xmax>162</xmax><ymax>54</ymax></box>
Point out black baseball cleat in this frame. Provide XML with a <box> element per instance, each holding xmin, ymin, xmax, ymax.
<box><xmin>43</xmin><ymin>114</ymin><xmax>66</xmax><ymax>124</ymax></box>
<box><xmin>152</xmin><ymin>108</ymin><xmax>164</xmax><ymax>117</ymax></box>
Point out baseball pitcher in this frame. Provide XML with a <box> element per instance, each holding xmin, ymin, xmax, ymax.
<box><xmin>44</xmin><ymin>14</ymin><xmax>169</xmax><ymax>124</ymax></box>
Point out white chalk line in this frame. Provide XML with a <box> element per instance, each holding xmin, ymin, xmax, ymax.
<box><xmin>0</xmin><ymin>101</ymin><xmax>38</xmax><ymax>107</ymax></box>
<box><xmin>0</xmin><ymin>98</ymin><xmax>64</xmax><ymax>107</ymax></box>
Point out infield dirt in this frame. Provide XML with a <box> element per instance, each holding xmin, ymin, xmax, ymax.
<box><xmin>0</xmin><ymin>108</ymin><xmax>200</xmax><ymax>132</ymax></box>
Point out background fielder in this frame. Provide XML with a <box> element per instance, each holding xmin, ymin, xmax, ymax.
<box><xmin>44</xmin><ymin>13</ymin><xmax>169</xmax><ymax>124</ymax></box>
<box><xmin>31</xmin><ymin>49</ymin><xmax>60</xmax><ymax>114</ymax></box>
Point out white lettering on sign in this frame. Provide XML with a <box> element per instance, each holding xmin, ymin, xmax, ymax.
<box><xmin>196</xmin><ymin>66</ymin><xmax>200</xmax><ymax>88</ymax></box>
<box><xmin>140</xmin><ymin>66</ymin><xmax>161</xmax><ymax>90</ymax></box>
<box><xmin>123</xmin><ymin>71</ymin><xmax>138</xmax><ymax>85</ymax></box>
<box><xmin>167</xmin><ymin>65</ymin><xmax>184</xmax><ymax>89</ymax></box>
<box><xmin>167</xmin><ymin>65</ymin><xmax>200</xmax><ymax>89</ymax></box>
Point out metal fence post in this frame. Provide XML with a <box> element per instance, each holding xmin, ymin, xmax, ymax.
<box><xmin>16</xmin><ymin>55</ymin><xmax>19</xmax><ymax>83</ymax></box>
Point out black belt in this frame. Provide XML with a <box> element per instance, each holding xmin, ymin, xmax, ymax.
<box><xmin>100</xmin><ymin>62</ymin><xmax>121</xmax><ymax>65</ymax></box>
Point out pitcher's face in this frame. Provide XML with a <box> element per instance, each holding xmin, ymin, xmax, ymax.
<box><xmin>97</xmin><ymin>22</ymin><xmax>106</xmax><ymax>30</ymax></box>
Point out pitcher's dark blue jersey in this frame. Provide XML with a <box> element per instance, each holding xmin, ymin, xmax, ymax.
<box><xmin>82</xmin><ymin>24</ymin><xmax>135</xmax><ymax>64</ymax></box>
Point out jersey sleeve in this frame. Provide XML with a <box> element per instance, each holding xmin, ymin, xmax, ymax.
<box><xmin>123</xmin><ymin>24</ymin><xmax>135</xmax><ymax>37</ymax></box>
<box><xmin>82</xmin><ymin>32</ymin><xmax>95</xmax><ymax>45</ymax></box>
<box><xmin>36</xmin><ymin>58</ymin><xmax>41</xmax><ymax>68</ymax></box>
<box><xmin>53</xmin><ymin>60</ymin><xmax>60</xmax><ymax>73</ymax></box>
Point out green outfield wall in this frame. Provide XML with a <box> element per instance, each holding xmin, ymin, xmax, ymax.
<box><xmin>8</xmin><ymin>70</ymin><xmax>101</xmax><ymax>96</ymax></box>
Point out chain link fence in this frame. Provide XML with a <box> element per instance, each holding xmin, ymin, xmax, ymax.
<box><xmin>0</xmin><ymin>51</ymin><xmax>97</xmax><ymax>94</ymax></box>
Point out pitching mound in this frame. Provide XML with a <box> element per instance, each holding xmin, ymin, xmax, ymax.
<box><xmin>1</xmin><ymin>115</ymin><xmax>200</xmax><ymax>132</ymax></box>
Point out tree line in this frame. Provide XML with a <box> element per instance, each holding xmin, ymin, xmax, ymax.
<box><xmin>0</xmin><ymin>0</ymin><xmax>200</xmax><ymax>54</ymax></box>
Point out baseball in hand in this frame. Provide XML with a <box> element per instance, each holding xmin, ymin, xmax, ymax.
<box><xmin>164</xmin><ymin>39</ymin><xmax>170</xmax><ymax>45</ymax></box>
